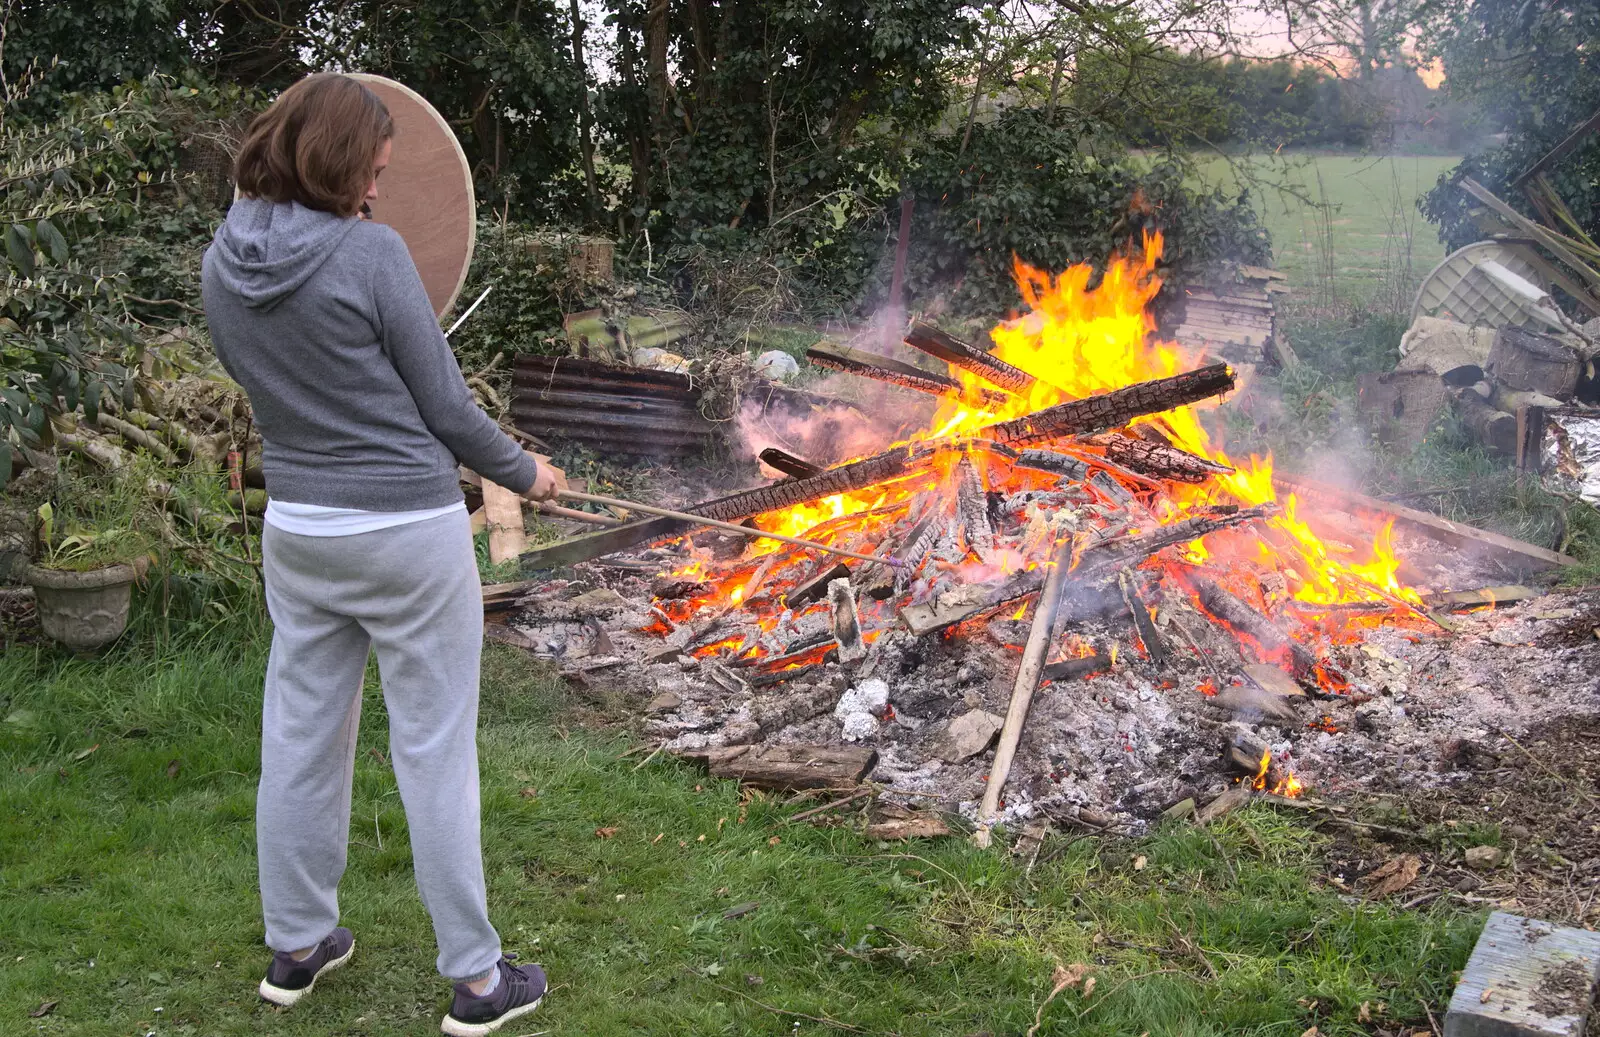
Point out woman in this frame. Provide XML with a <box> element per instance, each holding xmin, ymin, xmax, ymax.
<box><xmin>202</xmin><ymin>73</ymin><xmax>555</xmax><ymax>1037</ymax></box>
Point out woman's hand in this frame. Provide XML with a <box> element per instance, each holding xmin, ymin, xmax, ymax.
<box><xmin>522</xmin><ymin>453</ymin><xmax>568</xmax><ymax>502</ymax></box>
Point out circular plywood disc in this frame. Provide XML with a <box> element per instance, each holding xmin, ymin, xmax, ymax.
<box><xmin>348</xmin><ymin>74</ymin><xmax>475</xmax><ymax>319</ymax></box>
<box><xmin>1411</xmin><ymin>240</ymin><xmax>1548</xmax><ymax>328</ymax></box>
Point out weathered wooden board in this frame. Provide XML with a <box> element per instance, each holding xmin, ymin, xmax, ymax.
<box><xmin>1444</xmin><ymin>911</ymin><xmax>1600</xmax><ymax>1037</ymax></box>
<box><xmin>678</xmin><ymin>743</ymin><xmax>878</xmax><ymax>790</ymax></box>
<box><xmin>481</xmin><ymin>479</ymin><xmax>527</xmax><ymax>564</ymax></box>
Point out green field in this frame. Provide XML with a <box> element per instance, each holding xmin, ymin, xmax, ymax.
<box><xmin>1198</xmin><ymin>153</ymin><xmax>1462</xmax><ymax>311</ymax></box>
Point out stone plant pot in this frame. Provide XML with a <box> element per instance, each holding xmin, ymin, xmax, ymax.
<box><xmin>25</xmin><ymin>562</ymin><xmax>138</xmax><ymax>650</ymax></box>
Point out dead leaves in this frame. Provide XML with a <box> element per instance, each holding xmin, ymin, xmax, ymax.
<box><xmin>594</xmin><ymin>826</ymin><xmax>619</xmax><ymax>839</ymax></box>
<box><xmin>1362</xmin><ymin>853</ymin><xmax>1423</xmax><ymax>897</ymax></box>
<box><xmin>1026</xmin><ymin>963</ymin><xmax>1094</xmax><ymax>1037</ymax></box>
<box><xmin>29</xmin><ymin>1000</ymin><xmax>58</xmax><ymax>1018</ymax></box>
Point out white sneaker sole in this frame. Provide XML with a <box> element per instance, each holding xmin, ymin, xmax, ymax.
<box><xmin>440</xmin><ymin>994</ymin><xmax>543</xmax><ymax>1037</ymax></box>
<box><xmin>258</xmin><ymin>940</ymin><xmax>356</xmax><ymax>1008</ymax></box>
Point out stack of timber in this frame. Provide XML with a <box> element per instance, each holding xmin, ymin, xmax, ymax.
<box><xmin>1165</xmin><ymin>266</ymin><xmax>1295</xmax><ymax>373</ymax></box>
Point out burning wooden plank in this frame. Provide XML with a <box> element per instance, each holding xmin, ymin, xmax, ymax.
<box><xmin>806</xmin><ymin>342</ymin><xmax>1010</xmax><ymax>410</ymax></box>
<box><xmin>904</xmin><ymin>321</ymin><xmax>1036</xmax><ymax>396</ymax></box>
<box><xmin>781</xmin><ymin>561</ymin><xmax>850</xmax><ymax>609</ymax></box>
<box><xmin>980</xmin><ymin>363</ymin><xmax>1236</xmax><ymax>447</ymax></box>
<box><xmin>899</xmin><ymin>568</ymin><xmax>1046</xmax><ymax>636</ymax></box>
<box><xmin>1008</xmin><ymin>448</ymin><xmax>1090</xmax><ymax>482</ymax></box>
<box><xmin>1086</xmin><ymin>433</ymin><xmax>1235</xmax><ymax>483</ymax></box>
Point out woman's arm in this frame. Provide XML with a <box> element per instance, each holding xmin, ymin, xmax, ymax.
<box><xmin>368</xmin><ymin>228</ymin><xmax>538</xmax><ymax>494</ymax></box>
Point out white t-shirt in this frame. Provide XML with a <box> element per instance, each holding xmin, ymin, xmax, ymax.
<box><xmin>264</xmin><ymin>499</ymin><xmax>466</xmax><ymax>537</ymax></box>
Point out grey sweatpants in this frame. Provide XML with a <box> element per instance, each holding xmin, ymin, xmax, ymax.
<box><xmin>258</xmin><ymin>510</ymin><xmax>501</xmax><ymax>981</ymax></box>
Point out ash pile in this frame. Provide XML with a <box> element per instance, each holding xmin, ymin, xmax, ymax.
<box><xmin>496</xmin><ymin>239</ymin><xmax>1600</xmax><ymax>833</ymax></box>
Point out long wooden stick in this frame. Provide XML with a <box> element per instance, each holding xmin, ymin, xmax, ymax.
<box><xmin>535</xmin><ymin>500</ymin><xmax>620</xmax><ymax>526</ymax></box>
<box><xmin>974</xmin><ymin>538</ymin><xmax>1073</xmax><ymax>844</ymax></box>
<box><xmin>557</xmin><ymin>490</ymin><xmax>903</xmax><ymax>568</ymax></box>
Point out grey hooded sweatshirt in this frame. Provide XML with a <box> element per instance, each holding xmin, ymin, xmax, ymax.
<box><xmin>201</xmin><ymin>198</ymin><xmax>535</xmax><ymax>511</ymax></box>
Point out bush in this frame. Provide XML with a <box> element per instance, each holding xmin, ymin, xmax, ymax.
<box><xmin>886</xmin><ymin>110</ymin><xmax>1271</xmax><ymax>318</ymax></box>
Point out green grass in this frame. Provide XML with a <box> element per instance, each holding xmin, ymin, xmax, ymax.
<box><xmin>1197</xmin><ymin>152</ymin><xmax>1460</xmax><ymax>309</ymax></box>
<box><xmin>0</xmin><ymin>621</ymin><xmax>1481</xmax><ymax>1036</ymax></box>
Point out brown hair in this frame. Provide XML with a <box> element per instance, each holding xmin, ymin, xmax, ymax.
<box><xmin>234</xmin><ymin>73</ymin><xmax>394</xmax><ymax>218</ymax></box>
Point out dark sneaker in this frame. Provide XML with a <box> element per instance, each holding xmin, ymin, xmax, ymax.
<box><xmin>258</xmin><ymin>927</ymin><xmax>355</xmax><ymax>1007</ymax></box>
<box><xmin>441</xmin><ymin>956</ymin><xmax>547</xmax><ymax>1037</ymax></box>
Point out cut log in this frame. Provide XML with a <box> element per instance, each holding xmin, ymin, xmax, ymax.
<box><xmin>678</xmin><ymin>743</ymin><xmax>878</xmax><ymax>790</ymax></box>
<box><xmin>759</xmin><ymin>447</ymin><xmax>823</xmax><ymax>480</ymax></box>
<box><xmin>482</xmin><ymin>480</ymin><xmax>530</xmax><ymax>563</ymax></box>
<box><xmin>1273</xmin><ymin>472</ymin><xmax>1577</xmax><ymax>570</ymax></box>
<box><xmin>904</xmin><ymin>321</ymin><xmax>1035</xmax><ymax>395</ymax></box>
<box><xmin>976</xmin><ymin>538</ymin><xmax>1074</xmax><ymax>839</ymax></box>
<box><xmin>1191</xmin><ymin>577</ymin><xmax>1319</xmax><ymax>680</ymax></box>
<box><xmin>1011</xmin><ymin>448</ymin><xmax>1090</xmax><ymax>482</ymax></box>
<box><xmin>1444</xmin><ymin>910</ymin><xmax>1600</xmax><ymax>1037</ymax></box>
<box><xmin>827</xmin><ymin>577</ymin><xmax>867</xmax><ymax>663</ymax></box>
<box><xmin>1487</xmin><ymin>325</ymin><xmax>1583</xmax><ymax>398</ymax></box>
<box><xmin>1087</xmin><ymin>433</ymin><xmax>1234</xmax><ymax>483</ymax></box>
<box><xmin>981</xmin><ymin>363</ymin><xmax>1236</xmax><ymax>447</ymax></box>
<box><xmin>1453</xmin><ymin>388</ymin><xmax>1520</xmax><ymax>457</ymax></box>
<box><xmin>806</xmin><ymin>342</ymin><xmax>1010</xmax><ymax>410</ymax></box>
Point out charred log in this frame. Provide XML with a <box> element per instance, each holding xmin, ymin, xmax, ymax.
<box><xmin>807</xmin><ymin>342</ymin><xmax>1010</xmax><ymax>410</ymax></box>
<box><xmin>1041</xmin><ymin>653</ymin><xmax>1113</xmax><ymax>682</ymax></box>
<box><xmin>904</xmin><ymin>321</ymin><xmax>1035</xmax><ymax>395</ymax></box>
<box><xmin>1075</xmin><ymin>505</ymin><xmax>1275</xmax><ymax>580</ymax></box>
<box><xmin>1011</xmin><ymin>449</ymin><xmax>1090</xmax><ymax>482</ymax></box>
<box><xmin>1087</xmin><ymin>433</ymin><xmax>1234</xmax><ymax>483</ymax></box>
<box><xmin>956</xmin><ymin>456</ymin><xmax>997</xmax><ymax>562</ymax></box>
<box><xmin>981</xmin><ymin>363</ymin><xmax>1236</xmax><ymax>447</ymax></box>
<box><xmin>1191</xmin><ymin>576</ymin><xmax>1318</xmax><ymax>679</ymax></box>
<box><xmin>781</xmin><ymin>562</ymin><xmax>850</xmax><ymax>609</ymax></box>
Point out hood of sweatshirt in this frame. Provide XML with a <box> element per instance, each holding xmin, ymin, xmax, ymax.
<box><xmin>206</xmin><ymin>198</ymin><xmax>361</xmax><ymax>311</ymax></box>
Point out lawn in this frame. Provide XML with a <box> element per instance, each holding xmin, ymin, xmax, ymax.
<box><xmin>1197</xmin><ymin>152</ymin><xmax>1461</xmax><ymax>310</ymax></box>
<box><xmin>0</xmin><ymin>620</ymin><xmax>1480</xmax><ymax>1036</ymax></box>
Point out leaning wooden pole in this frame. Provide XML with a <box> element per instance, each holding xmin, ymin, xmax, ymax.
<box><xmin>975</xmin><ymin>537</ymin><xmax>1073</xmax><ymax>846</ymax></box>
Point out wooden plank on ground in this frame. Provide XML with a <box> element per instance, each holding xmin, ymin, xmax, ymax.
<box><xmin>1273</xmin><ymin>473</ymin><xmax>1577</xmax><ymax>570</ymax></box>
<box><xmin>1443</xmin><ymin>910</ymin><xmax>1600</xmax><ymax>1037</ymax></box>
<box><xmin>1422</xmin><ymin>585</ymin><xmax>1541</xmax><ymax>609</ymax></box>
<box><xmin>677</xmin><ymin>743</ymin><xmax>878</xmax><ymax>790</ymax></box>
<box><xmin>482</xmin><ymin>480</ymin><xmax>528</xmax><ymax>563</ymax></box>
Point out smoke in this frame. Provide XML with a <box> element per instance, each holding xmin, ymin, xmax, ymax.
<box><xmin>738</xmin><ymin>311</ymin><xmax>936</xmax><ymax>471</ymax></box>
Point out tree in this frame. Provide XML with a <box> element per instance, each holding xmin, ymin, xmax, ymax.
<box><xmin>1267</xmin><ymin>0</ymin><xmax>1424</xmax><ymax>80</ymax></box>
<box><xmin>595</xmin><ymin>0</ymin><xmax>972</xmax><ymax>242</ymax></box>
<box><xmin>1420</xmin><ymin>0</ymin><xmax>1600</xmax><ymax>254</ymax></box>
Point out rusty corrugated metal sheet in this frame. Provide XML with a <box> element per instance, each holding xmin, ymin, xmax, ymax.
<box><xmin>511</xmin><ymin>355</ymin><xmax>717</xmax><ymax>459</ymax></box>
